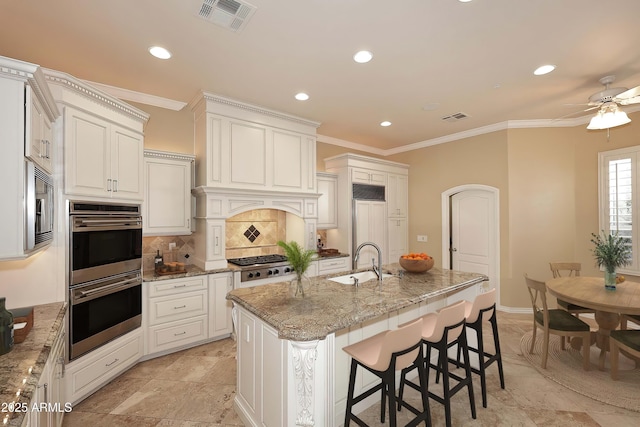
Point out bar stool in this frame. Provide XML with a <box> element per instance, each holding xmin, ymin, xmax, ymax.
<box><xmin>459</xmin><ymin>288</ymin><xmax>505</xmax><ymax>408</ymax></box>
<box><xmin>398</xmin><ymin>301</ymin><xmax>476</xmax><ymax>427</ymax></box>
<box><xmin>343</xmin><ymin>318</ymin><xmax>430</xmax><ymax>427</ymax></box>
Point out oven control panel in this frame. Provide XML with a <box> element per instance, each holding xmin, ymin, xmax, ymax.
<box><xmin>240</xmin><ymin>262</ymin><xmax>293</xmax><ymax>282</ymax></box>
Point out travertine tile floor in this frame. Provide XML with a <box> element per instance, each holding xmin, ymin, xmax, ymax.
<box><xmin>63</xmin><ymin>312</ymin><xmax>639</xmax><ymax>426</ymax></box>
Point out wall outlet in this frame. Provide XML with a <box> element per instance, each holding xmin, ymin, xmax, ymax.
<box><xmin>168</xmin><ymin>242</ymin><xmax>176</xmax><ymax>251</ymax></box>
<box><xmin>417</xmin><ymin>235</ymin><xmax>428</xmax><ymax>242</ymax></box>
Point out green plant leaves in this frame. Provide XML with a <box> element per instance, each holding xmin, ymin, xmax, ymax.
<box><xmin>590</xmin><ymin>231</ymin><xmax>632</xmax><ymax>272</ymax></box>
<box><xmin>277</xmin><ymin>240</ymin><xmax>315</xmax><ymax>275</ymax></box>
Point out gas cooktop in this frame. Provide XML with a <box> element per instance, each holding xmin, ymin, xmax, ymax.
<box><xmin>227</xmin><ymin>254</ymin><xmax>288</xmax><ymax>267</ymax></box>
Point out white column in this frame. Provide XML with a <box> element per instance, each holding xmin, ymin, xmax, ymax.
<box><xmin>290</xmin><ymin>340</ymin><xmax>319</xmax><ymax>426</ymax></box>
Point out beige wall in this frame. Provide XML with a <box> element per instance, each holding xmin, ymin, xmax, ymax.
<box><xmin>130</xmin><ymin>102</ymin><xmax>194</xmax><ymax>154</ymax></box>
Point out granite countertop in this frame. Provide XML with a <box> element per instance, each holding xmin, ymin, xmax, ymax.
<box><xmin>0</xmin><ymin>302</ymin><xmax>66</xmax><ymax>427</ymax></box>
<box><xmin>142</xmin><ymin>264</ymin><xmax>239</xmax><ymax>282</ymax></box>
<box><xmin>227</xmin><ymin>264</ymin><xmax>488</xmax><ymax>341</ymax></box>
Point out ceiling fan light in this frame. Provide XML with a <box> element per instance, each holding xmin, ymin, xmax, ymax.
<box><xmin>587</xmin><ymin>107</ymin><xmax>631</xmax><ymax>130</ymax></box>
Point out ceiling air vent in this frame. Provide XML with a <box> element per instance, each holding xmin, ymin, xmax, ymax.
<box><xmin>195</xmin><ymin>0</ymin><xmax>257</xmax><ymax>33</ymax></box>
<box><xmin>441</xmin><ymin>112</ymin><xmax>470</xmax><ymax>123</ymax></box>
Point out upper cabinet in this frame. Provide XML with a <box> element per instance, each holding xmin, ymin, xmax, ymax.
<box><xmin>44</xmin><ymin>69</ymin><xmax>149</xmax><ymax>202</ymax></box>
<box><xmin>0</xmin><ymin>56</ymin><xmax>60</xmax><ymax>260</ymax></box>
<box><xmin>317</xmin><ymin>172</ymin><xmax>338</xmax><ymax>229</ymax></box>
<box><xmin>143</xmin><ymin>150</ymin><xmax>195</xmax><ymax>236</ymax></box>
<box><xmin>387</xmin><ymin>173</ymin><xmax>408</xmax><ymax>218</ymax></box>
<box><xmin>190</xmin><ymin>93</ymin><xmax>320</xmax><ymax>194</ymax></box>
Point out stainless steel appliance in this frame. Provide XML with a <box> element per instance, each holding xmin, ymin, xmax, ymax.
<box><xmin>227</xmin><ymin>255</ymin><xmax>294</xmax><ymax>286</ymax></box>
<box><xmin>68</xmin><ymin>201</ymin><xmax>143</xmax><ymax>360</ymax></box>
<box><xmin>69</xmin><ymin>201</ymin><xmax>142</xmax><ymax>286</ymax></box>
<box><xmin>69</xmin><ymin>270</ymin><xmax>141</xmax><ymax>360</ymax></box>
<box><xmin>25</xmin><ymin>159</ymin><xmax>54</xmax><ymax>253</ymax></box>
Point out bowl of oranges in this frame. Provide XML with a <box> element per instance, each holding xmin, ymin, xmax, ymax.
<box><xmin>399</xmin><ymin>252</ymin><xmax>434</xmax><ymax>273</ymax></box>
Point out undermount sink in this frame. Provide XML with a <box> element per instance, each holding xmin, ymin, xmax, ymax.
<box><xmin>328</xmin><ymin>270</ymin><xmax>393</xmax><ymax>285</ymax></box>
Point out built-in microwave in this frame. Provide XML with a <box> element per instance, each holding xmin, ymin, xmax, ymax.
<box><xmin>25</xmin><ymin>159</ymin><xmax>54</xmax><ymax>253</ymax></box>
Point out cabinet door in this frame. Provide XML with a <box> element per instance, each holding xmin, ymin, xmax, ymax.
<box><xmin>388</xmin><ymin>218</ymin><xmax>408</xmax><ymax>264</ymax></box>
<box><xmin>65</xmin><ymin>108</ymin><xmax>110</xmax><ymax>197</ymax></box>
<box><xmin>111</xmin><ymin>125</ymin><xmax>143</xmax><ymax>200</ymax></box>
<box><xmin>210</xmin><ymin>273</ymin><xmax>233</xmax><ymax>338</ymax></box>
<box><xmin>144</xmin><ymin>156</ymin><xmax>192</xmax><ymax>235</ymax></box>
<box><xmin>387</xmin><ymin>174</ymin><xmax>408</xmax><ymax>218</ymax></box>
<box><xmin>317</xmin><ymin>173</ymin><xmax>338</xmax><ymax>229</ymax></box>
<box><xmin>354</xmin><ymin>201</ymin><xmax>387</xmax><ymax>268</ymax></box>
<box><xmin>26</xmin><ymin>91</ymin><xmax>51</xmax><ymax>173</ymax></box>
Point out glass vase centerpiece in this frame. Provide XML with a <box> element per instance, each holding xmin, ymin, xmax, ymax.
<box><xmin>278</xmin><ymin>240</ymin><xmax>316</xmax><ymax>297</ymax></box>
<box><xmin>590</xmin><ymin>231</ymin><xmax>631</xmax><ymax>290</ymax></box>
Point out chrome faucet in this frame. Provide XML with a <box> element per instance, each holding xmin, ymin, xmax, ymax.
<box><xmin>353</xmin><ymin>241</ymin><xmax>383</xmax><ymax>282</ymax></box>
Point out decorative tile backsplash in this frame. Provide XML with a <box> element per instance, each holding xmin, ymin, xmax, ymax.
<box><xmin>142</xmin><ymin>235</ymin><xmax>195</xmax><ymax>272</ymax></box>
<box><xmin>226</xmin><ymin>209</ymin><xmax>286</xmax><ymax>259</ymax></box>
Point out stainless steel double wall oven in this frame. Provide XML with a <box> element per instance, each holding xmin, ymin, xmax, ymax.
<box><xmin>68</xmin><ymin>201</ymin><xmax>143</xmax><ymax>360</ymax></box>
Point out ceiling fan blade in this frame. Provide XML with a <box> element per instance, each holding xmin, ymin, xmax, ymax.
<box><xmin>553</xmin><ymin>105</ymin><xmax>600</xmax><ymax>121</ymax></box>
<box><xmin>614</xmin><ymin>85</ymin><xmax>640</xmax><ymax>105</ymax></box>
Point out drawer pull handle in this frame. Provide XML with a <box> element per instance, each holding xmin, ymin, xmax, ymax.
<box><xmin>105</xmin><ymin>358</ymin><xmax>120</xmax><ymax>367</ymax></box>
<box><xmin>174</xmin><ymin>284</ymin><xmax>186</xmax><ymax>288</ymax></box>
<box><xmin>174</xmin><ymin>331</ymin><xmax>186</xmax><ymax>336</ymax></box>
<box><xmin>174</xmin><ymin>305</ymin><xmax>187</xmax><ymax>309</ymax></box>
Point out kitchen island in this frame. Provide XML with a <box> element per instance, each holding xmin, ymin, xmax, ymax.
<box><xmin>227</xmin><ymin>264</ymin><xmax>487</xmax><ymax>427</ymax></box>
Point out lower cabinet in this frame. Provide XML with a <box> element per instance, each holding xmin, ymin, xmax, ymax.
<box><xmin>209</xmin><ymin>272</ymin><xmax>233</xmax><ymax>339</ymax></box>
<box><xmin>388</xmin><ymin>218</ymin><xmax>408</xmax><ymax>263</ymax></box>
<box><xmin>65</xmin><ymin>328</ymin><xmax>143</xmax><ymax>405</ymax></box>
<box><xmin>28</xmin><ymin>328</ymin><xmax>66</xmax><ymax>427</ymax></box>
<box><xmin>317</xmin><ymin>256</ymin><xmax>350</xmax><ymax>276</ymax></box>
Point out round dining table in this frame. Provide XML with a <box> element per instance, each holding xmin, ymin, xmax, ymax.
<box><xmin>546</xmin><ymin>276</ymin><xmax>640</xmax><ymax>370</ymax></box>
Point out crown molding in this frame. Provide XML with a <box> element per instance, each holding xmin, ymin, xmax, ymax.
<box><xmin>84</xmin><ymin>80</ymin><xmax>187</xmax><ymax>111</ymax></box>
<box><xmin>144</xmin><ymin>149</ymin><xmax>195</xmax><ymax>162</ymax></box>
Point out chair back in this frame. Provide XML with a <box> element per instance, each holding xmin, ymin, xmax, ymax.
<box><xmin>549</xmin><ymin>262</ymin><xmax>581</xmax><ymax>278</ymax></box>
<box><xmin>524</xmin><ymin>274</ymin><xmax>549</xmax><ymax>327</ymax></box>
<box><xmin>430</xmin><ymin>300</ymin><xmax>466</xmax><ymax>343</ymax></box>
<box><xmin>466</xmin><ymin>288</ymin><xmax>496</xmax><ymax>323</ymax></box>
<box><xmin>375</xmin><ymin>318</ymin><xmax>423</xmax><ymax>372</ymax></box>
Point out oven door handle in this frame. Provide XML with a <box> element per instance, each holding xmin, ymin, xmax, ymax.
<box><xmin>74</xmin><ymin>218</ymin><xmax>142</xmax><ymax>229</ymax></box>
<box><xmin>73</xmin><ymin>277</ymin><xmax>141</xmax><ymax>304</ymax></box>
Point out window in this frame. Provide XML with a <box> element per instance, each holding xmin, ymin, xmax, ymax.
<box><xmin>599</xmin><ymin>147</ymin><xmax>638</xmax><ymax>273</ymax></box>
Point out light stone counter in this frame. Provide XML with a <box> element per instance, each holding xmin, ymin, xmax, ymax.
<box><xmin>227</xmin><ymin>264</ymin><xmax>487</xmax><ymax>341</ymax></box>
<box><xmin>0</xmin><ymin>302</ymin><xmax>66</xmax><ymax>427</ymax></box>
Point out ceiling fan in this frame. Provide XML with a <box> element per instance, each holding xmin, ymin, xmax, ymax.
<box><xmin>584</xmin><ymin>75</ymin><xmax>640</xmax><ymax>130</ymax></box>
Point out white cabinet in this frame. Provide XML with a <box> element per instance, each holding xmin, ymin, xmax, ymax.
<box><xmin>26</xmin><ymin>89</ymin><xmax>54</xmax><ymax>174</ymax></box>
<box><xmin>143</xmin><ymin>150</ymin><xmax>195</xmax><ymax>236</ymax></box>
<box><xmin>192</xmin><ymin>93</ymin><xmax>319</xmax><ymax>193</ymax></box>
<box><xmin>387</xmin><ymin>173</ymin><xmax>408</xmax><ymax>218</ymax></box>
<box><xmin>317</xmin><ymin>172</ymin><xmax>338</xmax><ymax>229</ymax></box>
<box><xmin>317</xmin><ymin>256</ymin><xmax>350</xmax><ymax>275</ymax></box>
<box><xmin>354</xmin><ymin>200</ymin><xmax>387</xmax><ymax>268</ymax></box>
<box><xmin>146</xmin><ymin>276</ymin><xmax>209</xmax><ymax>355</ymax></box>
<box><xmin>31</xmin><ymin>328</ymin><xmax>65</xmax><ymax>427</ymax></box>
<box><xmin>351</xmin><ymin>168</ymin><xmax>386</xmax><ymax>186</ymax></box>
<box><xmin>64</xmin><ymin>107</ymin><xmax>144</xmax><ymax>201</ymax></box>
<box><xmin>388</xmin><ymin>218</ymin><xmax>408</xmax><ymax>263</ymax></box>
<box><xmin>65</xmin><ymin>329</ymin><xmax>143</xmax><ymax>405</ymax></box>
<box><xmin>209</xmin><ymin>272</ymin><xmax>234</xmax><ymax>338</ymax></box>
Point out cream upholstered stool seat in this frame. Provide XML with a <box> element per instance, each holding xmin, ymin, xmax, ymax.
<box><xmin>397</xmin><ymin>301</ymin><xmax>476</xmax><ymax>427</ymax></box>
<box><xmin>610</xmin><ymin>330</ymin><xmax>640</xmax><ymax>380</ymax></box>
<box><xmin>458</xmin><ymin>288</ymin><xmax>505</xmax><ymax>408</ymax></box>
<box><xmin>343</xmin><ymin>318</ymin><xmax>430</xmax><ymax>427</ymax></box>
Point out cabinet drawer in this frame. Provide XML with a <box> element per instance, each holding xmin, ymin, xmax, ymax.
<box><xmin>148</xmin><ymin>289</ymin><xmax>208</xmax><ymax>326</ymax></box>
<box><xmin>148</xmin><ymin>315</ymin><xmax>208</xmax><ymax>354</ymax></box>
<box><xmin>67</xmin><ymin>331</ymin><xmax>143</xmax><ymax>401</ymax></box>
<box><xmin>318</xmin><ymin>257</ymin><xmax>350</xmax><ymax>275</ymax></box>
<box><xmin>148</xmin><ymin>276</ymin><xmax>207</xmax><ymax>297</ymax></box>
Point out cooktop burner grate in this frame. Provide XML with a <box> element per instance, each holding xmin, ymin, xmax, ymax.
<box><xmin>227</xmin><ymin>254</ymin><xmax>288</xmax><ymax>266</ymax></box>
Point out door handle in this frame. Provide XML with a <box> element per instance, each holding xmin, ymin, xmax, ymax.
<box><xmin>451</xmin><ymin>248</ymin><xmax>457</xmax><ymax>252</ymax></box>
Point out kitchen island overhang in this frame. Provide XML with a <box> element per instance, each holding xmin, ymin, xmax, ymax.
<box><xmin>227</xmin><ymin>265</ymin><xmax>488</xmax><ymax>427</ymax></box>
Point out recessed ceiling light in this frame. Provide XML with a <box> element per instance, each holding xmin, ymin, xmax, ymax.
<box><xmin>149</xmin><ymin>46</ymin><xmax>172</xmax><ymax>59</ymax></box>
<box><xmin>380</xmin><ymin>121</ymin><xmax>392</xmax><ymax>127</ymax></box>
<box><xmin>459</xmin><ymin>0</ymin><xmax>473</xmax><ymax>2</ymax></box>
<box><xmin>295</xmin><ymin>92</ymin><xmax>310</xmax><ymax>101</ymax></box>
<box><xmin>353</xmin><ymin>50</ymin><xmax>373</xmax><ymax>63</ymax></box>
<box><xmin>533</xmin><ymin>64</ymin><xmax>556</xmax><ymax>75</ymax></box>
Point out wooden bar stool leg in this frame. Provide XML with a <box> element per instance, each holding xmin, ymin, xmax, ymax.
<box><xmin>491</xmin><ymin>314</ymin><xmax>506</xmax><ymax>389</ymax></box>
<box><xmin>344</xmin><ymin>359</ymin><xmax>358</xmax><ymax>427</ymax></box>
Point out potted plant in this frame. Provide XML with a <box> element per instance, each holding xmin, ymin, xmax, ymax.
<box><xmin>278</xmin><ymin>240</ymin><xmax>316</xmax><ymax>297</ymax></box>
<box><xmin>590</xmin><ymin>231</ymin><xmax>631</xmax><ymax>290</ymax></box>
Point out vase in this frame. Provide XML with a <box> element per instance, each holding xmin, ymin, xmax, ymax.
<box><xmin>289</xmin><ymin>274</ymin><xmax>310</xmax><ymax>297</ymax></box>
<box><xmin>604</xmin><ymin>270</ymin><xmax>617</xmax><ymax>291</ymax></box>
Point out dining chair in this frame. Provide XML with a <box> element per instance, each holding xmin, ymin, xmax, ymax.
<box><xmin>609</xmin><ymin>330</ymin><xmax>640</xmax><ymax>380</ymax></box>
<box><xmin>549</xmin><ymin>262</ymin><xmax>595</xmax><ymax>319</ymax></box>
<box><xmin>620</xmin><ymin>314</ymin><xmax>640</xmax><ymax>330</ymax></box>
<box><xmin>524</xmin><ymin>274</ymin><xmax>591</xmax><ymax>370</ymax></box>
